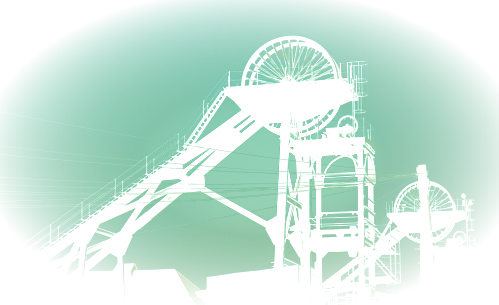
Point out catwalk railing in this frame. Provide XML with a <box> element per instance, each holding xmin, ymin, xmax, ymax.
<box><xmin>27</xmin><ymin>72</ymin><xmax>240</xmax><ymax>252</ymax></box>
<box><xmin>27</xmin><ymin>67</ymin><xmax>370</xmax><ymax>252</ymax></box>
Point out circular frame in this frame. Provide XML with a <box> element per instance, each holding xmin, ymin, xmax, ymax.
<box><xmin>393</xmin><ymin>181</ymin><xmax>456</xmax><ymax>243</ymax></box>
<box><xmin>242</xmin><ymin>36</ymin><xmax>340</xmax><ymax>85</ymax></box>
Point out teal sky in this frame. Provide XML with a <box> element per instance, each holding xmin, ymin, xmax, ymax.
<box><xmin>1</xmin><ymin>0</ymin><xmax>497</xmax><ymax>292</ymax></box>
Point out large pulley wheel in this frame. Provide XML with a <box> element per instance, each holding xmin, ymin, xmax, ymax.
<box><xmin>242</xmin><ymin>36</ymin><xmax>342</xmax><ymax>137</ymax></box>
<box><xmin>394</xmin><ymin>181</ymin><xmax>455</xmax><ymax>243</ymax></box>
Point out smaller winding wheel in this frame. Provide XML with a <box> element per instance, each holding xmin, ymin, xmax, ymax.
<box><xmin>337</xmin><ymin>115</ymin><xmax>358</xmax><ymax>138</ymax></box>
<box><xmin>452</xmin><ymin>231</ymin><xmax>467</xmax><ymax>245</ymax></box>
<box><xmin>393</xmin><ymin>181</ymin><xmax>456</xmax><ymax>243</ymax></box>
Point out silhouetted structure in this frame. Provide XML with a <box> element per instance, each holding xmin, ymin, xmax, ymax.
<box><xmin>2</xmin><ymin>36</ymin><xmax>490</xmax><ymax>305</ymax></box>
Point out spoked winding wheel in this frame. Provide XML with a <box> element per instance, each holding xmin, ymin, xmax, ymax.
<box><xmin>393</xmin><ymin>181</ymin><xmax>456</xmax><ymax>243</ymax></box>
<box><xmin>241</xmin><ymin>36</ymin><xmax>343</xmax><ymax>137</ymax></box>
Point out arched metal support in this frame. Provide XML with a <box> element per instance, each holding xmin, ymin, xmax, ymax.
<box><xmin>314</xmin><ymin>145</ymin><xmax>358</xmax><ymax>167</ymax></box>
<box><xmin>291</xmin><ymin>137</ymin><xmax>375</xmax><ymax>304</ymax></box>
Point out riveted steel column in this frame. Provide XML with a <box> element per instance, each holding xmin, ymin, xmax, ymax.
<box><xmin>272</xmin><ymin>98</ymin><xmax>291</xmax><ymax>305</ymax></box>
<box><xmin>364</xmin><ymin>154</ymin><xmax>375</xmax><ymax>304</ymax></box>
<box><xmin>357</xmin><ymin>143</ymin><xmax>366</xmax><ymax>305</ymax></box>
<box><xmin>117</xmin><ymin>244</ymin><xmax>125</xmax><ymax>305</ymax></box>
<box><xmin>303</xmin><ymin>146</ymin><xmax>313</xmax><ymax>305</ymax></box>
<box><xmin>315</xmin><ymin>156</ymin><xmax>324</xmax><ymax>305</ymax></box>
<box><xmin>315</xmin><ymin>157</ymin><xmax>324</xmax><ymax>230</ymax></box>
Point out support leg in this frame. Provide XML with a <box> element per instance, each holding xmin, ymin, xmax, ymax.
<box><xmin>314</xmin><ymin>252</ymin><xmax>325</xmax><ymax>304</ymax></box>
<box><xmin>367</xmin><ymin>183</ymin><xmax>376</xmax><ymax>286</ymax></box>
<box><xmin>315</xmin><ymin>156</ymin><xmax>324</xmax><ymax>305</ymax></box>
<box><xmin>272</xmin><ymin>96</ymin><xmax>291</xmax><ymax>305</ymax></box>
<box><xmin>118</xmin><ymin>245</ymin><xmax>125</xmax><ymax>305</ymax></box>
<box><xmin>357</xmin><ymin>144</ymin><xmax>366</xmax><ymax>305</ymax></box>
<box><xmin>303</xmin><ymin>146</ymin><xmax>312</xmax><ymax>305</ymax></box>
<box><xmin>419</xmin><ymin>236</ymin><xmax>426</xmax><ymax>304</ymax></box>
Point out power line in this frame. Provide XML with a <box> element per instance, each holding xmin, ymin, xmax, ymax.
<box><xmin>0</xmin><ymin>110</ymin><xmax>160</xmax><ymax>141</ymax></box>
<box><xmin>134</xmin><ymin>205</ymin><xmax>275</xmax><ymax>235</ymax></box>
<box><xmin>0</xmin><ymin>173</ymin><xmax>416</xmax><ymax>208</ymax></box>
<box><xmin>0</xmin><ymin>152</ymin><xmax>134</xmax><ymax>166</ymax></box>
<box><xmin>0</xmin><ymin>176</ymin><xmax>109</xmax><ymax>183</ymax></box>
<box><xmin>0</xmin><ymin>145</ymin><xmax>140</xmax><ymax>161</ymax></box>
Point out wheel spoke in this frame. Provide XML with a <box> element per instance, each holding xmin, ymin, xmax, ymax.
<box><xmin>242</xmin><ymin>36</ymin><xmax>341</xmax><ymax>134</ymax></box>
<box><xmin>300</xmin><ymin>68</ymin><xmax>329</xmax><ymax>79</ymax></box>
<box><xmin>405</xmin><ymin>189</ymin><xmax>419</xmax><ymax>211</ymax></box>
<box><xmin>431</xmin><ymin>188</ymin><xmax>451</xmax><ymax>210</ymax></box>
<box><xmin>258</xmin><ymin>63</ymin><xmax>280</xmax><ymax>80</ymax></box>
<box><xmin>272</xmin><ymin>44</ymin><xmax>286</xmax><ymax>77</ymax></box>
<box><xmin>280</xmin><ymin>43</ymin><xmax>290</xmax><ymax>76</ymax></box>
<box><xmin>296</xmin><ymin>48</ymin><xmax>315</xmax><ymax>79</ymax></box>
<box><xmin>291</xmin><ymin>43</ymin><xmax>302</xmax><ymax>78</ymax></box>
<box><xmin>264</xmin><ymin>49</ymin><xmax>285</xmax><ymax>78</ymax></box>
<box><xmin>292</xmin><ymin>44</ymin><xmax>306</xmax><ymax>79</ymax></box>
<box><xmin>289</xmin><ymin>41</ymin><xmax>294</xmax><ymax>76</ymax></box>
<box><xmin>304</xmin><ymin>50</ymin><xmax>319</xmax><ymax>76</ymax></box>
<box><xmin>265</xmin><ymin>48</ymin><xmax>284</xmax><ymax>78</ymax></box>
<box><xmin>394</xmin><ymin>181</ymin><xmax>455</xmax><ymax>243</ymax></box>
<box><xmin>428</xmin><ymin>190</ymin><xmax>439</xmax><ymax>209</ymax></box>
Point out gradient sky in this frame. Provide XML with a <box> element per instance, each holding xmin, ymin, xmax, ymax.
<box><xmin>0</xmin><ymin>0</ymin><xmax>498</xmax><ymax>293</ymax></box>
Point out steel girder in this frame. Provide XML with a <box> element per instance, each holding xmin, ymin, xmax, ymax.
<box><xmin>8</xmin><ymin>93</ymin><xmax>304</xmax><ymax>302</ymax></box>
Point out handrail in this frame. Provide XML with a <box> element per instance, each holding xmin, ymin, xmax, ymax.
<box><xmin>29</xmin><ymin>71</ymin><xmax>241</xmax><ymax>253</ymax></box>
<box><xmin>16</xmin><ymin>61</ymin><xmax>371</xmax><ymax>266</ymax></box>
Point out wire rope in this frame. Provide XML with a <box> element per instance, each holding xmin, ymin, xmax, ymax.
<box><xmin>0</xmin><ymin>171</ymin><xmax>418</xmax><ymax>195</ymax></box>
<box><xmin>0</xmin><ymin>171</ymin><xmax>418</xmax><ymax>208</ymax></box>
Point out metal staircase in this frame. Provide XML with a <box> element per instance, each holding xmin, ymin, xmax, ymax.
<box><xmin>323</xmin><ymin>207</ymin><xmax>466</xmax><ymax>304</ymax></box>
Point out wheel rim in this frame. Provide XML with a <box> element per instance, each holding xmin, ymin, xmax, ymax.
<box><xmin>394</xmin><ymin>181</ymin><xmax>455</xmax><ymax>243</ymax></box>
<box><xmin>242</xmin><ymin>36</ymin><xmax>339</xmax><ymax>139</ymax></box>
<box><xmin>242</xmin><ymin>36</ymin><xmax>341</xmax><ymax>137</ymax></box>
<box><xmin>453</xmin><ymin>231</ymin><xmax>467</xmax><ymax>245</ymax></box>
<box><xmin>337</xmin><ymin>115</ymin><xmax>358</xmax><ymax>138</ymax></box>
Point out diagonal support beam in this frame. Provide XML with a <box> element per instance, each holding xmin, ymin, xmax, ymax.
<box><xmin>85</xmin><ymin>194</ymin><xmax>181</xmax><ymax>272</ymax></box>
<box><xmin>201</xmin><ymin>187</ymin><xmax>268</xmax><ymax>228</ymax></box>
<box><xmin>196</xmin><ymin>97</ymin><xmax>270</xmax><ymax>146</ymax></box>
<box><xmin>11</xmin><ymin>206</ymin><xmax>139</xmax><ymax>283</ymax></box>
<box><xmin>323</xmin><ymin>255</ymin><xmax>360</xmax><ymax>287</ymax></box>
<box><xmin>16</xmin><ymin>94</ymin><xmax>274</xmax><ymax>296</ymax></box>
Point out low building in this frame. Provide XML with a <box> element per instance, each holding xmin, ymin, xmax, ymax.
<box><xmin>32</xmin><ymin>264</ymin><xmax>206</xmax><ymax>305</ymax></box>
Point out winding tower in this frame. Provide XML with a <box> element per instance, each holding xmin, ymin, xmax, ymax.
<box><xmin>0</xmin><ymin>36</ymin><xmax>402</xmax><ymax>305</ymax></box>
